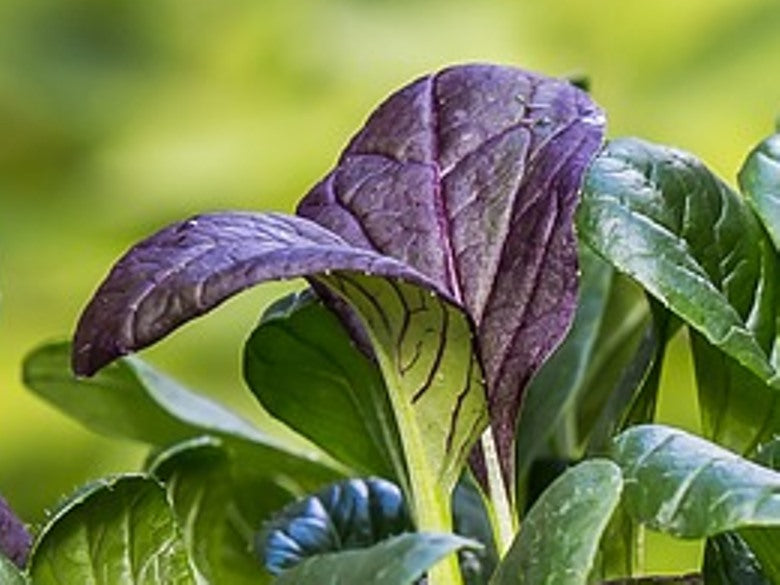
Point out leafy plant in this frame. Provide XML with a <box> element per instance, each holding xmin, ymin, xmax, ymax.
<box><xmin>3</xmin><ymin>63</ymin><xmax>780</xmax><ymax>585</ymax></box>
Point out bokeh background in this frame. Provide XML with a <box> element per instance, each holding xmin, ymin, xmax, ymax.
<box><xmin>2</xmin><ymin>0</ymin><xmax>779</xmax><ymax>574</ymax></box>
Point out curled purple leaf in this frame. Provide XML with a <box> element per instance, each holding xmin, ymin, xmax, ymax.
<box><xmin>72</xmin><ymin>212</ymin><xmax>443</xmax><ymax>376</ymax></box>
<box><xmin>0</xmin><ymin>495</ymin><xmax>31</xmax><ymax>568</ymax></box>
<box><xmin>298</xmin><ymin>64</ymin><xmax>605</xmax><ymax>477</ymax></box>
<box><xmin>72</xmin><ymin>64</ymin><xmax>605</xmax><ymax>485</ymax></box>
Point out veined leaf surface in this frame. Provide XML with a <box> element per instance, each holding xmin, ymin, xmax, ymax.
<box><xmin>29</xmin><ymin>476</ymin><xmax>196</xmax><ymax>585</ymax></box>
<box><xmin>610</xmin><ymin>425</ymin><xmax>780</xmax><ymax>538</ymax></box>
<box><xmin>579</xmin><ymin>138</ymin><xmax>780</xmax><ymax>387</ymax></box>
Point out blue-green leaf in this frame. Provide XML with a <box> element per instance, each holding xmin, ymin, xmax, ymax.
<box><xmin>740</xmin><ymin>132</ymin><xmax>780</xmax><ymax>251</ymax></box>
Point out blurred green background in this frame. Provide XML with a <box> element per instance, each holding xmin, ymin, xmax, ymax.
<box><xmin>1</xmin><ymin>0</ymin><xmax>779</xmax><ymax>574</ymax></box>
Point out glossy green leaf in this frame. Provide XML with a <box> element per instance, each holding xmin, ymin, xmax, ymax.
<box><xmin>0</xmin><ymin>555</ymin><xmax>26</xmax><ymax>585</ymax></box>
<box><xmin>740</xmin><ymin>132</ymin><xmax>780</xmax><ymax>251</ymax></box>
<box><xmin>273</xmin><ymin>533</ymin><xmax>478</xmax><ymax>585</ymax></box>
<box><xmin>29</xmin><ymin>476</ymin><xmax>196</xmax><ymax>585</ymax></box>
<box><xmin>579</xmin><ymin>138</ymin><xmax>780</xmax><ymax>387</ymax></box>
<box><xmin>691</xmin><ymin>333</ymin><xmax>780</xmax><ymax>456</ymax></box>
<box><xmin>490</xmin><ymin>459</ymin><xmax>623</xmax><ymax>585</ymax></box>
<box><xmin>610</xmin><ymin>425</ymin><xmax>780</xmax><ymax>538</ymax></box>
<box><xmin>244</xmin><ymin>289</ymin><xmax>403</xmax><ymax>481</ymax></box>
<box><xmin>703</xmin><ymin>532</ymin><xmax>771</xmax><ymax>585</ymax></box>
<box><xmin>516</xmin><ymin>245</ymin><xmax>613</xmax><ymax>477</ymax></box>
<box><xmin>150</xmin><ymin>438</ymin><xmax>294</xmax><ymax>585</ymax></box>
<box><xmin>23</xmin><ymin>342</ymin><xmax>341</xmax><ymax>491</ymax></box>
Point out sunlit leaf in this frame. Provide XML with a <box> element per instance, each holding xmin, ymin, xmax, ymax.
<box><xmin>29</xmin><ymin>476</ymin><xmax>197</xmax><ymax>585</ymax></box>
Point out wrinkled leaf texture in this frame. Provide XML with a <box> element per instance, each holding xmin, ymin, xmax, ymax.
<box><xmin>71</xmin><ymin>64</ymin><xmax>605</xmax><ymax>483</ymax></box>
<box><xmin>29</xmin><ymin>476</ymin><xmax>196</xmax><ymax>585</ymax></box>
<box><xmin>610</xmin><ymin>425</ymin><xmax>780</xmax><ymax>539</ymax></box>
<box><xmin>579</xmin><ymin>138</ymin><xmax>780</xmax><ymax>388</ymax></box>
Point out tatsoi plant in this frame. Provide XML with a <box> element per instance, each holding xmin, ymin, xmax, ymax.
<box><xmin>2</xmin><ymin>63</ymin><xmax>780</xmax><ymax>584</ymax></box>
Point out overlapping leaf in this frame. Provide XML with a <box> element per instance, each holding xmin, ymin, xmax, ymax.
<box><xmin>150</xmin><ymin>438</ymin><xmax>295</xmax><ymax>585</ymax></box>
<box><xmin>740</xmin><ymin>131</ymin><xmax>780</xmax><ymax>250</ymax></box>
<box><xmin>579</xmin><ymin>138</ymin><xmax>780</xmax><ymax>387</ymax></box>
<box><xmin>71</xmin><ymin>64</ymin><xmax>605</xmax><ymax>486</ymax></box>
<box><xmin>610</xmin><ymin>425</ymin><xmax>780</xmax><ymax>538</ymax></box>
<box><xmin>272</xmin><ymin>533</ymin><xmax>478</xmax><ymax>585</ymax></box>
<box><xmin>490</xmin><ymin>459</ymin><xmax>623</xmax><ymax>585</ymax></box>
<box><xmin>244</xmin><ymin>290</ymin><xmax>404</xmax><ymax>482</ymax></box>
<box><xmin>28</xmin><ymin>476</ymin><xmax>196</xmax><ymax>585</ymax></box>
<box><xmin>24</xmin><ymin>342</ymin><xmax>341</xmax><ymax>492</ymax></box>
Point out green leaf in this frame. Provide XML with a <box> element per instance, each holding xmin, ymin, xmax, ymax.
<box><xmin>703</xmin><ymin>532</ymin><xmax>771</xmax><ymax>585</ymax></box>
<box><xmin>515</xmin><ymin>245</ymin><xmax>613</xmax><ymax>477</ymax></box>
<box><xmin>0</xmin><ymin>555</ymin><xmax>26</xmax><ymax>585</ymax></box>
<box><xmin>29</xmin><ymin>476</ymin><xmax>197</xmax><ymax>585</ymax></box>
<box><xmin>452</xmin><ymin>475</ymin><xmax>499</xmax><ymax>585</ymax></box>
<box><xmin>316</xmin><ymin>273</ymin><xmax>488</xmax><ymax>550</ymax></box>
<box><xmin>23</xmin><ymin>342</ymin><xmax>341</xmax><ymax>491</ymax></box>
<box><xmin>150</xmin><ymin>438</ymin><xmax>294</xmax><ymax>585</ymax></box>
<box><xmin>490</xmin><ymin>459</ymin><xmax>623</xmax><ymax>585</ymax></box>
<box><xmin>579</xmin><ymin>138</ymin><xmax>780</xmax><ymax>387</ymax></box>
<box><xmin>739</xmin><ymin>132</ymin><xmax>780</xmax><ymax>251</ymax></box>
<box><xmin>244</xmin><ymin>289</ymin><xmax>403</xmax><ymax>481</ymax></box>
<box><xmin>610</xmin><ymin>425</ymin><xmax>780</xmax><ymax>538</ymax></box>
<box><xmin>690</xmin><ymin>333</ymin><xmax>780</xmax><ymax>456</ymax></box>
<box><xmin>272</xmin><ymin>533</ymin><xmax>478</xmax><ymax>585</ymax></box>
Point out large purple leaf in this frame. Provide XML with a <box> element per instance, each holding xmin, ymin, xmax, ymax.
<box><xmin>72</xmin><ymin>64</ymin><xmax>604</xmax><ymax>489</ymax></box>
<box><xmin>297</xmin><ymin>64</ymin><xmax>605</xmax><ymax>474</ymax></box>
<box><xmin>72</xmin><ymin>212</ymin><xmax>441</xmax><ymax>376</ymax></box>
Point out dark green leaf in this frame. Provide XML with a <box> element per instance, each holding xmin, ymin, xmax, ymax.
<box><xmin>515</xmin><ymin>245</ymin><xmax>612</xmax><ymax>478</ymax></box>
<box><xmin>703</xmin><ymin>532</ymin><xmax>771</xmax><ymax>585</ymax></box>
<box><xmin>756</xmin><ymin>439</ymin><xmax>780</xmax><ymax>469</ymax></box>
<box><xmin>258</xmin><ymin>477</ymin><xmax>411</xmax><ymax>575</ymax></box>
<box><xmin>150</xmin><ymin>438</ymin><xmax>294</xmax><ymax>585</ymax></box>
<box><xmin>452</xmin><ymin>474</ymin><xmax>499</xmax><ymax>585</ymax></box>
<box><xmin>244</xmin><ymin>289</ymin><xmax>403</xmax><ymax>481</ymax></box>
<box><xmin>490</xmin><ymin>459</ymin><xmax>623</xmax><ymax>585</ymax></box>
<box><xmin>579</xmin><ymin>138</ymin><xmax>780</xmax><ymax>387</ymax></box>
<box><xmin>0</xmin><ymin>555</ymin><xmax>26</xmax><ymax>585</ymax></box>
<box><xmin>272</xmin><ymin>532</ymin><xmax>478</xmax><ymax>585</ymax></box>
<box><xmin>575</xmin><ymin>273</ymin><xmax>650</xmax><ymax>449</ymax></box>
<box><xmin>594</xmin><ymin>501</ymin><xmax>644</xmax><ymax>581</ymax></box>
<box><xmin>29</xmin><ymin>476</ymin><xmax>196</xmax><ymax>585</ymax></box>
<box><xmin>23</xmin><ymin>342</ymin><xmax>341</xmax><ymax>491</ymax></box>
<box><xmin>691</xmin><ymin>333</ymin><xmax>780</xmax><ymax>456</ymax></box>
<box><xmin>739</xmin><ymin>132</ymin><xmax>780</xmax><ymax>251</ymax></box>
<box><xmin>610</xmin><ymin>425</ymin><xmax>780</xmax><ymax>538</ymax></box>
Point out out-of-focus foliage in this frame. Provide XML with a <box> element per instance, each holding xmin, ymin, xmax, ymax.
<box><xmin>1</xmin><ymin>3</ymin><xmax>779</xmax><ymax>578</ymax></box>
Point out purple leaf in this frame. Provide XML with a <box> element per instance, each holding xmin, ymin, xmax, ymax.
<box><xmin>72</xmin><ymin>212</ymin><xmax>442</xmax><ymax>376</ymax></box>
<box><xmin>0</xmin><ymin>495</ymin><xmax>31</xmax><ymax>568</ymax></box>
<box><xmin>72</xmin><ymin>64</ymin><xmax>604</xmax><ymax>485</ymax></box>
<box><xmin>298</xmin><ymin>64</ymin><xmax>605</xmax><ymax>475</ymax></box>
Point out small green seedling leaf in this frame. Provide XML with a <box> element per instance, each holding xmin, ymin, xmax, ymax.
<box><xmin>490</xmin><ymin>459</ymin><xmax>623</xmax><ymax>585</ymax></box>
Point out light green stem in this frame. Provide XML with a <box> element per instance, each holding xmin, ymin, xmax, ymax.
<box><xmin>481</xmin><ymin>428</ymin><xmax>518</xmax><ymax>555</ymax></box>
